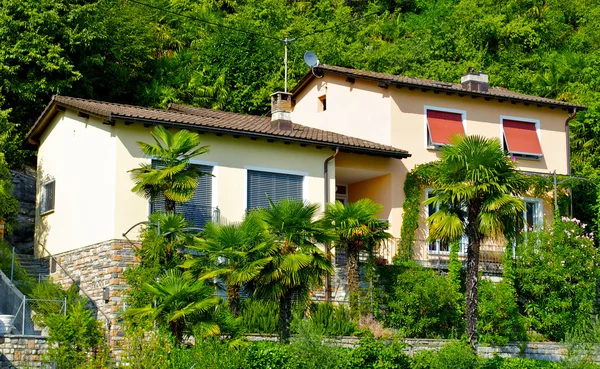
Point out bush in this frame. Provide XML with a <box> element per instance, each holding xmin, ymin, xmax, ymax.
<box><xmin>287</xmin><ymin>318</ymin><xmax>350</xmax><ymax>369</ymax></box>
<box><xmin>434</xmin><ymin>341</ymin><xmax>477</xmax><ymax>369</ymax></box>
<box><xmin>348</xmin><ymin>335</ymin><xmax>410</xmax><ymax>369</ymax></box>
<box><xmin>240</xmin><ymin>299</ymin><xmax>279</xmax><ymax>334</ymax></box>
<box><xmin>479</xmin><ymin>356</ymin><xmax>563</xmax><ymax>368</ymax></box>
<box><xmin>514</xmin><ymin>218</ymin><xmax>598</xmax><ymax>341</ymax></box>
<box><xmin>308</xmin><ymin>302</ymin><xmax>357</xmax><ymax>337</ymax></box>
<box><xmin>245</xmin><ymin>341</ymin><xmax>292</xmax><ymax>369</ymax></box>
<box><xmin>386</xmin><ymin>262</ymin><xmax>462</xmax><ymax>338</ymax></box>
<box><xmin>410</xmin><ymin>350</ymin><xmax>437</xmax><ymax>369</ymax></box>
<box><xmin>478</xmin><ymin>279</ymin><xmax>526</xmax><ymax>345</ymax></box>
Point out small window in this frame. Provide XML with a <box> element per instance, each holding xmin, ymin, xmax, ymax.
<box><xmin>425</xmin><ymin>109</ymin><xmax>465</xmax><ymax>149</ymax></box>
<box><xmin>502</xmin><ymin>118</ymin><xmax>543</xmax><ymax>160</ymax></box>
<box><xmin>318</xmin><ymin>95</ymin><xmax>327</xmax><ymax>112</ymax></box>
<box><xmin>41</xmin><ymin>179</ymin><xmax>55</xmax><ymax>214</ymax></box>
<box><xmin>523</xmin><ymin>197</ymin><xmax>543</xmax><ymax>230</ymax></box>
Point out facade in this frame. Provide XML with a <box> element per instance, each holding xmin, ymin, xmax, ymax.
<box><xmin>290</xmin><ymin>65</ymin><xmax>584</xmax><ymax>266</ymax></box>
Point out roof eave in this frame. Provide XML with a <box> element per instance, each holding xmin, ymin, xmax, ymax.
<box><xmin>111</xmin><ymin>114</ymin><xmax>411</xmax><ymax>159</ymax></box>
<box><xmin>292</xmin><ymin>67</ymin><xmax>586</xmax><ymax>111</ymax></box>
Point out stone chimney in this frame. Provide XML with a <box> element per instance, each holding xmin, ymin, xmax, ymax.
<box><xmin>270</xmin><ymin>91</ymin><xmax>293</xmax><ymax>131</ymax></box>
<box><xmin>461</xmin><ymin>67</ymin><xmax>489</xmax><ymax>93</ymax></box>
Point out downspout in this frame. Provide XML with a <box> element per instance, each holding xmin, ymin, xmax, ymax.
<box><xmin>324</xmin><ymin>147</ymin><xmax>339</xmax><ymax>302</ymax></box>
<box><xmin>566</xmin><ymin>108</ymin><xmax>577</xmax><ymax>216</ymax></box>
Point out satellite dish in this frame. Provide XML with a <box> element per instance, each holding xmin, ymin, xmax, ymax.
<box><xmin>303</xmin><ymin>51</ymin><xmax>320</xmax><ymax>68</ymax></box>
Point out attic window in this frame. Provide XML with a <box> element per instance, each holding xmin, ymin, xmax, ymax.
<box><xmin>425</xmin><ymin>108</ymin><xmax>465</xmax><ymax>148</ymax></box>
<box><xmin>41</xmin><ymin>179</ymin><xmax>55</xmax><ymax>215</ymax></box>
<box><xmin>318</xmin><ymin>95</ymin><xmax>327</xmax><ymax>112</ymax></box>
<box><xmin>502</xmin><ymin>118</ymin><xmax>543</xmax><ymax>160</ymax></box>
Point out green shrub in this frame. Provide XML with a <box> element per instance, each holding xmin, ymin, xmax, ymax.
<box><xmin>308</xmin><ymin>302</ymin><xmax>357</xmax><ymax>337</ymax></box>
<box><xmin>240</xmin><ymin>299</ymin><xmax>279</xmax><ymax>334</ymax></box>
<box><xmin>287</xmin><ymin>318</ymin><xmax>350</xmax><ymax>369</ymax></box>
<box><xmin>479</xmin><ymin>356</ymin><xmax>562</xmax><ymax>369</ymax></box>
<box><xmin>348</xmin><ymin>335</ymin><xmax>410</xmax><ymax>369</ymax></box>
<box><xmin>245</xmin><ymin>341</ymin><xmax>292</xmax><ymax>369</ymax></box>
<box><xmin>0</xmin><ymin>240</ymin><xmax>32</xmax><ymax>291</ymax></box>
<box><xmin>478</xmin><ymin>279</ymin><xmax>526</xmax><ymax>345</ymax></box>
<box><xmin>385</xmin><ymin>261</ymin><xmax>462</xmax><ymax>338</ymax></box>
<box><xmin>434</xmin><ymin>341</ymin><xmax>477</xmax><ymax>369</ymax></box>
<box><xmin>514</xmin><ymin>218</ymin><xmax>598</xmax><ymax>341</ymax></box>
<box><xmin>410</xmin><ymin>350</ymin><xmax>437</xmax><ymax>369</ymax></box>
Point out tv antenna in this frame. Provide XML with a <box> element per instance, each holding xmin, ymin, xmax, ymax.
<box><xmin>281</xmin><ymin>37</ymin><xmax>296</xmax><ymax>92</ymax></box>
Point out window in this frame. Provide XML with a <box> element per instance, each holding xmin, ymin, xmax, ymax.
<box><xmin>247</xmin><ymin>170</ymin><xmax>303</xmax><ymax>210</ymax></box>
<box><xmin>41</xmin><ymin>179</ymin><xmax>55</xmax><ymax>214</ymax></box>
<box><xmin>425</xmin><ymin>189</ymin><xmax>467</xmax><ymax>254</ymax></box>
<box><xmin>150</xmin><ymin>162</ymin><xmax>214</xmax><ymax>229</ymax></box>
<box><xmin>502</xmin><ymin>117</ymin><xmax>543</xmax><ymax>160</ymax></box>
<box><xmin>523</xmin><ymin>197</ymin><xmax>543</xmax><ymax>230</ymax></box>
<box><xmin>318</xmin><ymin>95</ymin><xmax>327</xmax><ymax>112</ymax></box>
<box><xmin>425</xmin><ymin>108</ymin><xmax>465</xmax><ymax>148</ymax></box>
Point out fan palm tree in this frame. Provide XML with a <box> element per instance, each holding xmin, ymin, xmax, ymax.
<box><xmin>425</xmin><ymin>135</ymin><xmax>527</xmax><ymax>349</ymax></box>
<box><xmin>323</xmin><ymin>199</ymin><xmax>392</xmax><ymax>316</ymax></box>
<box><xmin>126</xmin><ymin>269</ymin><xmax>221</xmax><ymax>343</ymax></box>
<box><xmin>252</xmin><ymin>198</ymin><xmax>335</xmax><ymax>342</ymax></box>
<box><xmin>138</xmin><ymin>212</ymin><xmax>192</xmax><ymax>268</ymax></box>
<box><xmin>129</xmin><ymin>125</ymin><xmax>210</xmax><ymax>212</ymax></box>
<box><xmin>182</xmin><ymin>213</ymin><xmax>276</xmax><ymax>317</ymax></box>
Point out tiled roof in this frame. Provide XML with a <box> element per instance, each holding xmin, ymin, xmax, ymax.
<box><xmin>292</xmin><ymin>65</ymin><xmax>585</xmax><ymax>110</ymax></box>
<box><xmin>27</xmin><ymin>96</ymin><xmax>410</xmax><ymax>159</ymax></box>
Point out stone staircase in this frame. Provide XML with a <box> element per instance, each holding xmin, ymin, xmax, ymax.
<box><xmin>14</xmin><ymin>253</ymin><xmax>49</xmax><ymax>283</ymax></box>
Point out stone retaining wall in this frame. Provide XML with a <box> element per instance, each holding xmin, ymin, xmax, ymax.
<box><xmin>51</xmin><ymin>239</ymin><xmax>138</xmax><ymax>357</ymax></box>
<box><xmin>0</xmin><ymin>336</ymin><xmax>48</xmax><ymax>368</ymax></box>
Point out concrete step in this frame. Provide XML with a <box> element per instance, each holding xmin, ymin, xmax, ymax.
<box><xmin>14</xmin><ymin>253</ymin><xmax>50</xmax><ymax>281</ymax></box>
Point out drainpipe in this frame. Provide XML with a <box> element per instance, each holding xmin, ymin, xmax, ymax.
<box><xmin>565</xmin><ymin>108</ymin><xmax>577</xmax><ymax>216</ymax></box>
<box><xmin>324</xmin><ymin>147</ymin><xmax>339</xmax><ymax>302</ymax></box>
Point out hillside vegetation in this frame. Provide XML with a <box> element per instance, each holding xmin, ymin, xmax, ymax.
<box><xmin>2</xmin><ymin>0</ymin><xmax>599</xmax><ymax>218</ymax></box>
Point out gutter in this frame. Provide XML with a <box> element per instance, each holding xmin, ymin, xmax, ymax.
<box><xmin>323</xmin><ymin>148</ymin><xmax>339</xmax><ymax>302</ymax></box>
<box><xmin>565</xmin><ymin>108</ymin><xmax>577</xmax><ymax>176</ymax></box>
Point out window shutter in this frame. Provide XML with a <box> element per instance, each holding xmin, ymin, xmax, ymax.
<box><xmin>41</xmin><ymin>180</ymin><xmax>55</xmax><ymax>213</ymax></box>
<box><xmin>247</xmin><ymin>170</ymin><xmax>303</xmax><ymax>210</ymax></box>
<box><xmin>150</xmin><ymin>161</ymin><xmax>213</xmax><ymax>228</ymax></box>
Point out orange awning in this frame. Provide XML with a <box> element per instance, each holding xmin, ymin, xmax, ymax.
<box><xmin>427</xmin><ymin>110</ymin><xmax>464</xmax><ymax>146</ymax></box>
<box><xmin>503</xmin><ymin>120</ymin><xmax>543</xmax><ymax>156</ymax></box>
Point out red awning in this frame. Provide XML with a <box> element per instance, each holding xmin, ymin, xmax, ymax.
<box><xmin>427</xmin><ymin>110</ymin><xmax>464</xmax><ymax>146</ymax></box>
<box><xmin>503</xmin><ymin>120</ymin><xmax>543</xmax><ymax>156</ymax></box>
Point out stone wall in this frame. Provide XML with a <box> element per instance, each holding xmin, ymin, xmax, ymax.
<box><xmin>7</xmin><ymin>170</ymin><xmax>36</xmax><ymax>254</ymax></box>
<box><xmin>51</xmin><ymin>239</ymin><xmax>138</xmax><ymax>356</ymax></box>
<box><xmin>0</xmin><ymin>336</ymin><xmax>48</xmax><ymax>368</ymax></box>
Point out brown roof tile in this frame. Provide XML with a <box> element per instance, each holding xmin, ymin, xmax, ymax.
<box><xmin>27</xmin><ymin>96</ymin><xmax>410</xmax><ymax>159</ymax></box>
<box><xmin>292</xmin><ymin>65</ymin><xmax>585</xmax><ymax>110</ymax></box>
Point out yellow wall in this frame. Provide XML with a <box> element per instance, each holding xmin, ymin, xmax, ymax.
<box><xmin>36</xmin><ymin>111</ymin><xmax>118</xmax><ymax>255</ymax></box>
<box><xmin>292</xmin><ymin>74</ymin><xmax>569</xmax><ymax>261</ymax></box>
<box><xmin>37</xmin><ymin>111</ymin><xmax>336</xmax><ymax>255</ymax></box>
<box><xmin>348</xmin><ymin>174</ymin><xmax>392</xmax><ymax>219</ymax></box>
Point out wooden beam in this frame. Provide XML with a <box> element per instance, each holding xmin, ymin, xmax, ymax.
<box><xmin>77</xmin><ymin>111</ymin><xmax>89</xmax><ymax>119</ymax></box>
<box><xmin>378</xmin><ymin>82</ymin><xmax>389</xmax><ymax>89</ymax></box>
<box><xmin>103</xmin><ymin>120</ymin><xmax>115</xmax><ymax>126</ymax></box>
<box><xmin>346</xmin><ymin>76</ymin><xmax>355</xmax><ymax>84</ymax></box>
<box><xmin>54</xmin><ymin>105</ymin><xmax>66</xmax><ymax>112</ymax></box>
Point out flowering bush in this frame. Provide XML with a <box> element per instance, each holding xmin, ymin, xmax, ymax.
<box><xmin>514</xmin><ymin>217</ymin><xmax>598</xmax><ymax>341</ymax></box>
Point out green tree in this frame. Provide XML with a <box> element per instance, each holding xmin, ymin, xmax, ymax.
<box><xmin>0</xmin><ymin>153</ymin><xmax>18</xmax><ymax>233</ymax></box>
<box><xmin>129</xmin><ymin>125</ymin><xmax>210</xmax><ymax>212</ymax></box>
<box><xmin>252</xmin><ymin>198</ymin><xmax>334</xmax><ymax>342</ymax></box>
<box><xmin>182</xmin><ymin>213</ymin><xmax>276</xmax><ymax>317</ymax></box>
<box><xmin>425</xmin><ymin>135</ymin><xmax>527</xmax><ymax>348</ymax></box>
<box><xmin>323</xmin><ymin>199</ymin><xmax>391</xmax><ymax>316</ymax></box>
<box><xmin>126</xmin><ymin>269</ymin><xmax>221</xmax><ymax>344</ymax></box>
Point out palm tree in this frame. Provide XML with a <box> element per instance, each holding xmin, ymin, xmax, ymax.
<box><xmin>182</xmin><ymin>213</ymin><xmax>276</xmax><ymax>317</ymax></box>
<box><xmin>425</xmin><ymin>135</ymin><xmax>527</xmax><ymax>349</ymax></box>
<box><xmin>138</xmin><ymin>212</ymin><xmax>192</xmax><ymax>268</ymax></box>
<box><xmin>126</xmin><ymin>269</ymin><xmax>221</xmax><ymax>343</ymax></box>
<box><xmin>129</xmin><ymin>125</ymin><xmax>210</xmax><ymax>212</ymax></box>
<box><xmin>323</xmin><ymin>199</ymin><xmax>392</xmax><ymax>316</ymax></box>
<box><xmin>252</xmin><ymin>198</ymin><xmax>335</xmax><ymax>342</ymax></box>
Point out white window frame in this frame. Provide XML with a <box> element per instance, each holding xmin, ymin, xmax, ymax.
<box><xmin>244</xmin><ymin>166</ymin><xmax>308</xmax><ymax>210</ymax></box>
<box><xmin>425</xmin><ymin>188</ymin><xmax>467</xmax><ymax>255</ymax></box>
<box><xmin>522</xmin><ymin>196</ymin><xmax>543</xmax><ymax>230</ymax></box>
<box><xmin>40</xmin><ymin>178</ymin><xmax>56</xmax><ymax>215</ymax></box>
<box><xmin>500</xmin><ymin>116</ymin><xmax>543</xmax><ymax>160</ymax></box>
<box><xmin>424</xmin><ymin>106</ymin><xmax>467</xmax><ymax>150</ymax></box>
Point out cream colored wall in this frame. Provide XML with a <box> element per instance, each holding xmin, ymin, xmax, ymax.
<box><xmin>292</xmin><ymin>75</ymin><xmax>393</xmax><ymax>146</ymax></box>
<box><xmin>35</xmin><ymin>111</ymin><xmax>117</xmax><ymax>256</ymax></box>
<box><xmin>103</xmin><ymin>121</ymin><xmax>335</xmax><ymax>244</ymax></box>
<box><xmin>348</xmin><ymin>174</ymin><xmax>392</xmax><ymax>219</ymax></box>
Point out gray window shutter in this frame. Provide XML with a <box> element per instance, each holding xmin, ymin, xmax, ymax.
<box><xmin>247</xmin><ymin>170</ymin><xmax>303</xmax><ymax>210</ymax></box>
<box><xmin>150</xmin><ymin>161</ymin><xmax>213</xmax><ymax>228</ymax></box>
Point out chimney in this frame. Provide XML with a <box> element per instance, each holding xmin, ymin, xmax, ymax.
<box><xmin>270</xmin><ymin>91</ymin><xmax>293</xmax><ymax>131</ymax></box>
<box><xmin>461</xmin><ymin>67</ymin><xmax>489</xmax><ymax>92</ymax></box>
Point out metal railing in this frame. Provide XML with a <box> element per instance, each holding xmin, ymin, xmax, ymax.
<box><xmin>0</xmin><ymin>269</ymin><xmax>66</xmax><ymax>336</ymax></box>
